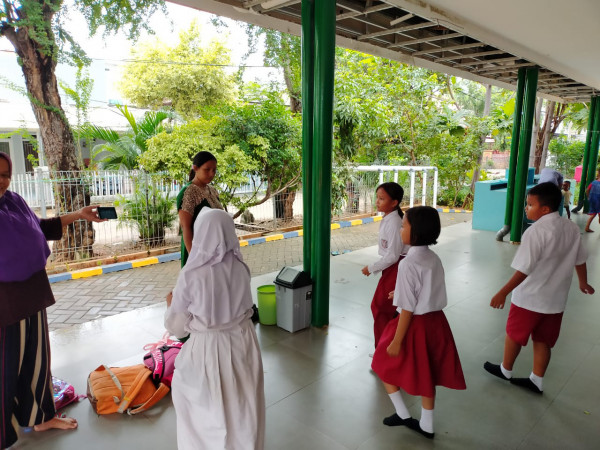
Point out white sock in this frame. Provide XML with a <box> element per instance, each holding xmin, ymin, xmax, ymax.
<box><xmin>420</xmin><ymin>407</ymin><xmax>434</xmax><ymax>433</ymax></box>
<box><xmin>530</xmin><ymin>372</ymin><xmax>543</xmax><ymax>391</ymax></box>
<box><xmin>388</xmin><ymin>391</ymin><xmax>411</xmax><ymax>419</ymax></box>
<box><xmin>501</xmin><ymin>363</ymin><xmax>513</xmax><ymax>379</ymax></box>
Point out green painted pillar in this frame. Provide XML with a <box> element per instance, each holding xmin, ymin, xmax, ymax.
<box><xmin>584</xmin><ymin>97</ymin><xmax>600</xmax><ymax>213</ymax></box>
<box><xmin>574</xmin><ymin>96</ymin><xmax>597</xmax><ymax>212</ymax></box>
<box><xmin>301</xmin><ymin>0</ymin><xmax>315</xmax><ymax>274</ymax></box>
<box><xmin>310</xmin><ymin>0</ymin><xmax>335</xmax><ymax>327</ymax></box>
<box><xmin>510</xmin><ymin>67</ymin><xmax>538</xmax><ymax>243</ymax></box>
<box><xmin>497</xmin><ymin>68</ymin><xmax>526</xmax><ymax>240</ymax></box>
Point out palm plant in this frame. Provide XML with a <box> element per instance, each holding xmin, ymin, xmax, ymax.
<box><xmin>80</xmin><ymin>104</ymin><xmax>170</xmax><ymax>170</ymax></box>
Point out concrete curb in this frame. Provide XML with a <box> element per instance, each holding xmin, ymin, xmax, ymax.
<box><xmin>48</xmin><ymin>253</ymin><xmax>181</xmax><ymax>284</ymax></box>
<box><xmin>47</xmin><ymin>211</ymin><xmax>465</xmax><ymax>282</ymax></box>
<box><xmin>436</xmin><ymin>207</ymin><xmax>471</xmax><ymax>213</ymax></box>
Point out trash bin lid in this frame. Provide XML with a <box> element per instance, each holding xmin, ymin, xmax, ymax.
<box><xmin>274</xmin><ymin>266</ymin><xmax>312</xmax><ymax>288</ymax></box>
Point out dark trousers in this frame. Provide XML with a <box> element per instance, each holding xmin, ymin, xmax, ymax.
<box><xmin>1</xmin><ymin>310</ymin><xmax>56</xmax><ymax>449</ymax></box>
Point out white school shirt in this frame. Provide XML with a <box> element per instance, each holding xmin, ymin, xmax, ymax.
<box><xmin>511</xmin><ymin>212</ymin><xmax>587</xmax><ymax>314</ymax></box>
<box><xmin>393</xmin><ymin>246</ymin><xmax>447</xmax><ymax>315</ymax></box>
<box><xmin>368</xmin><ymin>212</ymin><xmax>409</xmax><ymax>274</ymax></box>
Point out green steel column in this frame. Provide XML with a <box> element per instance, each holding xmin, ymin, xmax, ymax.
<box><xmin>311</xmin><ymin>0</ymin><xmax>335</xmax><ymax>327</ymax></box>
<box><xmin>584</xmin><ymin>97</ymin><xmax>600</xmax><ymax>213</ymax></box>
<box><xmin>510</xmin><ymin>67</ymin><xmax>538</xmax><ymax>243</ymax></box>
<box><xmin>504</xmin><ymin>68</ymin><xmax>527</xmax><ymax>228</ymax></box>
<box><xmin>574</xmin><ymin>96</ymin><xmax>597</xmax><ymax>211</ymax></box>
<box><xmin>301</xmin><ymin>0</ymin><xmax>315</xmax><ymax>274</ymax></box>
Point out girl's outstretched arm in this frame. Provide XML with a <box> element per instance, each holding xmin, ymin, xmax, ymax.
<box><xmin>387</xmin><ymin>309</ymin><xmax>413</xmax><ymax>357</ymax></box>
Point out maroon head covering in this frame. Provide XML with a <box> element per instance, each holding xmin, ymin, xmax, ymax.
<box><xmin>0</xmin><ymin>152</ymin><xmax>50</xmax><ymax>282</ymax></box>
<box><xmin>0</xmin><ymin>152</ymin><xmax>12</xmax><ymax>177</ymax></box>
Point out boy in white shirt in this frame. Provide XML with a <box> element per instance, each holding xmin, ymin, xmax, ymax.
<box><xmin>484</xmin><ymin>182</ymin><xmax>594</xmax><ymax>393</ymax></box>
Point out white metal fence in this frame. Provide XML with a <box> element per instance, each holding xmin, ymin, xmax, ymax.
<box><xmin>9</xmin><ymin>165</ymin><xmax>437</xmax><ymax>263</ymax></box>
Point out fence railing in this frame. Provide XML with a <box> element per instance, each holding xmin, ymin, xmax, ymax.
<box><xmin>8</xmin><ymin>165</ymin><xmax>437</xmax><ymax>264</ymax></box>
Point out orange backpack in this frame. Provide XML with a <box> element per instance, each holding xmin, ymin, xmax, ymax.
<box><xmin>87</xmin><ymin>364</ymin><xmax>170</xmax><ymax>415</ymax></box>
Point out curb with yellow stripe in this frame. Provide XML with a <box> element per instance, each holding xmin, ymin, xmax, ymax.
<box><xmin>49</xmin><ymin>211</ymin><xmax>478</xmax><ymax>283</ymax></box>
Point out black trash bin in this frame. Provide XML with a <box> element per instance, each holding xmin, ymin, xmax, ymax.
<box><xmin>274</xmin><ymin>267</ymin><xmax>312</xmax><ymax>333</ymax></box>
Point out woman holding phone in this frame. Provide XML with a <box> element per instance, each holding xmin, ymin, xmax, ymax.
<box><xmin>0</xmin><ymin>152</ymin><xmax>105</xmax><ymax>449</ymax></box>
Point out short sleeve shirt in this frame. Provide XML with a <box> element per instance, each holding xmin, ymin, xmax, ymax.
<box><xmin>180</xmin><ymin>184</ymin><xmax>223</xmax><ymax>217</ymax></box>
<box><xmin>368</xmin><ymin>212</ymin><xmax>409</xmax><ymax>274</ymax></box>
<box><xmin>511</xmin><ymin>212</ymin><xmax>586</xmax><ymax>313</ymax></box>
<box><xmin>393</xmin><ymin>246</ymin><xmax>447</xmax><ymax>315</ymax></box>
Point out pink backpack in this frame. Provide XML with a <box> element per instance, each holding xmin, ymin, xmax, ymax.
<box><xmin>52</xmin><ymin>376</ymin><xmax>84</xmax><ymax>410</ymax></box>
<box><xmin>143</xmin><ymin>333</ymin><xmax>183</xmax><ymax>388</ymax></box>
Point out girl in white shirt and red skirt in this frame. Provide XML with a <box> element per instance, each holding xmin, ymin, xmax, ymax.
<box><xmin>362</xmin><ymin>182</ymin><xmax>409</xmax><ymax>348</ymax></box>
<box><xmin>371</xmin><ymin>206</ymin><xmax>466</xmax><ymax>439</ymax></box>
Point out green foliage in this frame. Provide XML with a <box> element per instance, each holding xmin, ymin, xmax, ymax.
<box><xmin>143</xmin><ymin>87</ymin><xmax>302</xmax><ymax>216</ymax></box>
<box><xmin>116</xmin><ymin>175</ymin><xmax>176</xmax><ymax>247</ymax></box>
<box><xmin>243</xmin><ymin>25</ymin><xmax>301</xmax><ymax>110</ymax></box>
<box><xmin>424</xmin><ymin>116</ymin><xmax>489</xmax><ymax>207</ymax></box>
<box><xmin>73</xmin><ymin>0</ymin><xmax>166</xmax><ymax>41</ymax></box>
<box><xmin>60</xmin><ymin>64</ymin><xmax>94</xmax><ymax>165</ymax></box>
<box><xmin>119</xmin><ymin>21</ymin><xmax>235</xmax><ymax>120</ymax></box>
<box><xmin>548</xmin><ymin>138</ymin><xmax>585</xmax><ymax>178</ymax></box>
<box><xmin>80</xmin><ymin>105</ymin><xmax>170</xmax><ymax>169</ymax></box>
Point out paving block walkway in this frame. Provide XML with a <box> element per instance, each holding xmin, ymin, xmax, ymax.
<box><xmin>47</xmin><ymin>212</ymin><xmax>472</xmax><ymax>331</ymax></box>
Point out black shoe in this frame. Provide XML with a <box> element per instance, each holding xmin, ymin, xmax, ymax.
<box><xmin>484</xmin><ymin>361</ymin><xmax>510</xmax><ymax>381</ymax></box>
<box><xmin>251</xmin><ymin>304</ymin><xmax>260</xmax><ymax>323</ymax></box>
<box><xmin>383</xmin><ymin>413</ymin><xmax>413</xmax><ymax>427</ymax></box>
<box><xmin>510</xmin><ymin>377</ymin><xmax>543</xmax><ymax>394</ymax></box>
<box><xmin>406</xmin><ymin>418</ymin><xmax>435</xmax><ymax>439</ymax></box>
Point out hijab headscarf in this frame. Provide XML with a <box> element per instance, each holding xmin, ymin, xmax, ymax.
<box><xmin>0</xmin><ymin>152</ymin><xmax>51</xmax><ymax>282</ymax></box>
<box><xmin>0</xmin><ymin>152</ymin><xmax>12</xmax><ymax>178</ymax></box>
<box><xmin>171</xmin><ymin>208</ymin><xmax>253</xmax><ymax>328</ymax></box>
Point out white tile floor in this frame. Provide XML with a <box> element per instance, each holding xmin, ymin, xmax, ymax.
<box><xmin>14</xmin><ymin>217</ymin><xmax>600</xmax><ymax>449</ymax></box>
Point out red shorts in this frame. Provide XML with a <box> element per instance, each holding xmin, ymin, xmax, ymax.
<box><xmin>506</xmin><ymin>303</ymin><xmax>563</xmax><ymax>348</ymax></box>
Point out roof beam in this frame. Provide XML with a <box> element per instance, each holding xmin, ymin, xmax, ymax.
<box><xmin>387</xmin><ymin>32</ymin><xmax>461</xmax><ymax>48</ymax></box>
<box><xmin>436</xmin><ymin>50</ymin><xmax>505</xmax><ymax>62</ymax></box>
<box><xmin>476</xmin><ymin>62</ymin><xmax>536</xmax><ymax>74</ymax></box>
<box><xmin>469</xmin><ymin>56</ymin><xmax>520</xmax><ymax>67</ymax></box>
<box><xmin>412</xmin><ymin>42</ymin><xmax>484</xmax><ymax>56</ymax></box>
<box><xmin>389</xmin><ymin>13</ymin><xmax>414</xmax><ymax>26</ymax></box>
<box><xmin>336</xmin><ymin>4</ymin><xmax>393</xmax><ymax>21</ymax></box>
<box><xmin>357</xmin><ymin>22</ymin><xmax>433</xmax><ymax>41</ymax></box>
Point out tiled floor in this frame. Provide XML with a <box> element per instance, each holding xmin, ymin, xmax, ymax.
<box><xmin>14</xmin><ymin>216</ymin><xmax>600</xmax><ymax>449</ymax></box>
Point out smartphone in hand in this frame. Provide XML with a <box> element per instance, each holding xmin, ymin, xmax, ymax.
<box><xmin>97</xmin><ymin>206</ymin><xmax>118</xmax><ymax>220</ymax></box>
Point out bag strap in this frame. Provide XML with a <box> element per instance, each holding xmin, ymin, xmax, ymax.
<box><xmin>127</xmin><ymin>383</ymin><xmax>170</xmax><ymax>415</ymax></box>
<box><xmin>116</xmin><ymin>367</ymin><xmax>153</xmax><ymax>414</ymax></box>
<box><xmin>102</xmin><ymin>365</ymin><xmax>126</xmax><ymax>404</ymax></box>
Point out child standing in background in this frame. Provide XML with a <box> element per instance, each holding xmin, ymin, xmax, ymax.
<box><xmin>561</xmin><ymin>181</ymin><xmax>571</xmax><ymax>219</ymax></box>
<box><xmin>362</xmin><ymin>182</ymin><xmax>409</xmax><ymax>348</ymax></box>
<box><xmin>372</xmin><ymin>206</ymin><xmax>466</xmax><ymax>439</ymax></box>
<box><xmin>585</xmin><ymin>170</ymin><xmax>600</xmax><ymax>232</ymax></box>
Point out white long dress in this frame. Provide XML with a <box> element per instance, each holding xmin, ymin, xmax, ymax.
<box><xmin>165</xmin><ymin>209</ymin><xmax>265</xmax><ymax>450</ymax></box>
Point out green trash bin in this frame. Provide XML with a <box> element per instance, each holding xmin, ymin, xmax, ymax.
<box><xmin>257</xmin><ymin>285</ymin><xmax>277</xmax><ymax>325</ymax></box>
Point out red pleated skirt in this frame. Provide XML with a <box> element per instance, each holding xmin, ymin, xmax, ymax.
<box><xmin>371</xmin><ymin>310</ymin><xmax>466</xmax><ymax>398</ymax></box>
<box><xmin>371</xmin><ymin>259</ymin><xmax>401</xmax><ymax>348</ymax></box>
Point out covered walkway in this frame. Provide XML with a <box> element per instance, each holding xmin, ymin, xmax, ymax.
<box><xmin>17</xmin><ymin>217</ymin><xmax>600</xmax><ymax>449</ymax></box>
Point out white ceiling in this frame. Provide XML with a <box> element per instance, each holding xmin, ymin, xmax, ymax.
<box><xmin>393</xmin><ymin>0</ymin><xmax>600</xmax><ymax>91</ymax></box>
<box><xmin>173</xmin><ymin>0</ymin><xmax>600</xmax><ymax>99</ymax></box>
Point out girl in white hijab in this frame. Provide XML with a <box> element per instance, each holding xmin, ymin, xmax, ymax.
<box><xmin>165</xmin><ymin>208</ymin><xmax>265</xmax><ymax>450</ymax></box>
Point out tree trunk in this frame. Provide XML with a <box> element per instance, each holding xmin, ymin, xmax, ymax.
<box><xmin>463</xmin><ymin>84</ymin><xmax>492</xmax><ymax>208</ymax></box>
<box><xmin>283</xmin><ymin>189</ymin><xmax>296</xmax><ymax>220</ymax></box>
<box><xmin>533</xmin><ymin>101</ymin><xmax>555</xmax><ymax>172</ymax></box>
<box><xmin>3</xmin><ymin>12</ymin><xmax>94</xmax><ymax>260</ymax></box>
<box><xmin>530</xmin><ymin>98</ymin><xmax>543</xmax><ymax>170</ymax></box>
